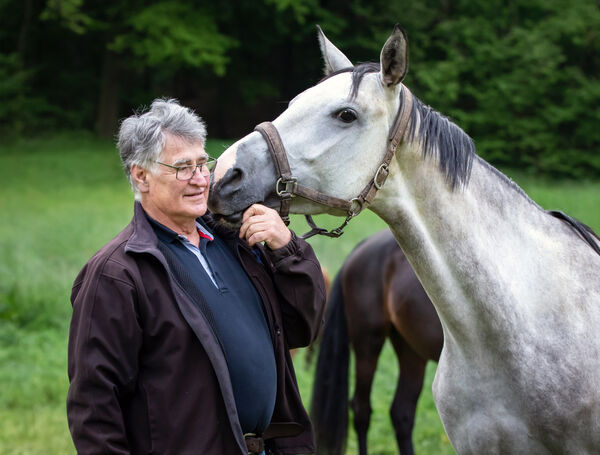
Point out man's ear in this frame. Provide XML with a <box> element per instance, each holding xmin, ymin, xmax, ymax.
<box><xmin>130</xmin><ymin>165</ymin><xmax>150</xmax><ymax>193</ymax></box>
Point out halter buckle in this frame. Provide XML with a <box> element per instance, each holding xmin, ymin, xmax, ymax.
<box><xmin>374</xmin><ymin>163</ymin><xmax>389</xmax><ymax>190</ymax></box>
<box><xmin>276</xmin><ymin>177</ymin><xmax>297</xmax><ymax>198</ymax></box>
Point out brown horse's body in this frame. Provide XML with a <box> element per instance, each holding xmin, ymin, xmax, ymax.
<box><xmin>311</xmin><ymin>229</ymin><xmax>443</xmax><ymax>455</ymax></box>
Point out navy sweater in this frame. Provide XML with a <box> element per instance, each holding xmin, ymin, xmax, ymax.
<box><xmin>149</xmin><ymin>216</ymin><xmax>277</xmax><ymax>434</ymax></box>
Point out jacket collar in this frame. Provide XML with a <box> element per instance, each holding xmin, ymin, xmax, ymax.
<box><xmin>125</xmin><ymin>201</ymin><xmax>251</xmax><ymax>255</ymax></box>
<box><xmin>125</xmin><ymin>201</ymin><xmax>161</xmax><ymax>255</ymax></box>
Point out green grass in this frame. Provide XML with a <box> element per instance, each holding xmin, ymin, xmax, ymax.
<box><xmin>1</xmin><ymin>134</ymin><xmax>599</xmax><ymax>454</ymax></box>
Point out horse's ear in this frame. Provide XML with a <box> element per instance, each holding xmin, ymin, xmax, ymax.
<box><xmin>380</xmin><ymin>24</ymin><xmax>409</xmax><ymax>87</ymax></box>
<box><xmin>317</xmin><ymin>24</ymin><xmax>353</xmax><ymax>76</ymax></box>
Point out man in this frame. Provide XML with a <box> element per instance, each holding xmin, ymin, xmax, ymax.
<box><xmin>67</xmin><ymin>99</ymin><xmax>326</xmax><ymax>455</ymax></box>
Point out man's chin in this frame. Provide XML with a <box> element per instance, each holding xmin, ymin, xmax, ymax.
<box><xmin>184</xmin><ymin>202</ymin><xmax>208</xmax><ymax>219</ymax></box>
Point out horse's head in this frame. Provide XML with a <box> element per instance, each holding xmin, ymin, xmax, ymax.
<box><xmin>209</xmin><ymin>25</ymin><xmax>409</xmax><ymax>226</ymax></box>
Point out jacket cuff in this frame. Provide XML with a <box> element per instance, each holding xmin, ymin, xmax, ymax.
<box><xmin>264</xmin><ymin>231</ymin><xmax>301</xmax><ymax>265</ymax></box>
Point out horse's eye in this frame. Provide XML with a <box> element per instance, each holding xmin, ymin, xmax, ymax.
<box><xmin>336</xmin><ymin>108</ymin><xmax>357</xmax><ymax>123</ymax></box>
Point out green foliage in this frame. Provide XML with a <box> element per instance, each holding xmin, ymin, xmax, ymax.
<box><xmin>2</xmin><ymin>0</ymin><xmax>600</xmax><ymax>172</ymax></box>
<box><xmin>0</xmin><ymin>53</ymin><xmax>51</xmax><ymax>136</ymax></box>
<box><xmin>41</xmin><ymin>0</ymin><xmax>94</xmax><ymax>34</ymax></box>
<box><xmin>109</xmin><ymin>2</ymin><xmax>238</xmax><ymax>74</ymax></box>
<box><xmin>265</xmin><ymin>0</ymin><xmax>318</xmax><ymax>24</ymax></box>
<box><xmin>406</xmin><ymin>0</ymin><xmax>600</xmax><ymax>178</ymax></box>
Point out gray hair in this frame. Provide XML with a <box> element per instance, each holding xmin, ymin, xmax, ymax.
<box><xmin>117</xmin><ymin>98</ymin><xmax>207</xmax><ymax>197</ymax></box>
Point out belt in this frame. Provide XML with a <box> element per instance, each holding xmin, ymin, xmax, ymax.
<box><xmin>244</xmin><ymin>422</ymin><xmax>304</xmax><ymax>454</ymax></box>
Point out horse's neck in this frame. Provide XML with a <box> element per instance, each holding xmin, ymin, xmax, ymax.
<box><xmin>371</xmin><ymin>149</ymin><xmax>596</xmax><ymax>342</ymax></box>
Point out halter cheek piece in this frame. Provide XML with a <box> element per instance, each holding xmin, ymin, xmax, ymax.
<box><xmin>254</xmin><ymin>87</ymin><xmax>413</xmax><ymax>238</ymax></box>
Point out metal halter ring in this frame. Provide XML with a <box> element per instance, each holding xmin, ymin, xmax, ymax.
<box><xmin>276</xmin><ymin>177</ymin><xmax>297</xmax><ymax>197</ymax></box>
<box><xmin>373</xmin><ymin>163</ymin><xmax>389</xmax><ymax>190</ymax></box>
<box><xmin>349</xmin><ymin>198</ymin><xmax>363</xmax><ymax>217</ymax></box>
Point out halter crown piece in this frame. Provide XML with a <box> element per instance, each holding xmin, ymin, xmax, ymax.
<box><xmin>254</xmin><ymin>87</ymin><xmax>413</xmax><ymax>238</ymax></box>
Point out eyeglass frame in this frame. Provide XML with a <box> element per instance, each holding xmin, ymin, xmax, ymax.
<box><xmin>154</xmin><ymin>157</ymin><xmax>217</xmax><ymax>181</ymax></box>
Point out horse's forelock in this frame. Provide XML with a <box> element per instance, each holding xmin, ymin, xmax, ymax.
<box><xmin>316</xmin><ymin>62</ymin><xmax>380</xmax><ymax>100</ymax></box>
<box><xmin>350</xmin><ymin>63</ymin><xmax>381</xmax><ymax>99</ymax></box>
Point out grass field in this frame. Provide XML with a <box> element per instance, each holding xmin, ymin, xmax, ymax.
<box><xmin>1</xmin><ymin>134</ymin><xmax>599</xmax><ymax>454</ymax></box>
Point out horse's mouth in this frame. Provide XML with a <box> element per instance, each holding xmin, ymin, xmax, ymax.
<box><xmin>212</xmin><ymin>211</ymin><xmax>244</xmax><ymax>229</ymax></box>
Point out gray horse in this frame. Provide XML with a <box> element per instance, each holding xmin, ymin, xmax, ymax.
<box><xmin>209</xmin><ymin>25</ymin><xmax>600</xmax><ymax>454</ymax></box>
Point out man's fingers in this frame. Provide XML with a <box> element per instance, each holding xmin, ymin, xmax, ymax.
<box><xmin>247</xmin><ymin>231</ymin><xmax>268</xmax><ymax>247</ymax></box>
<box><xmin>242</xmin><ymin>204</ymin><xmax>267</xmax><ymax>224</ymax></box>
<box><xmin>239</xmin><ymin>221</ymin><xmax>248</xmax><ymax>240</ymax></box>
<box><xmin>239</xmin><ymin>203</ymin><xmax>291</xmax><ymax>249</ymax></box>
<box><xmin>238</xmin><ymin>213</ymin><xmax>253</xmax><ymax>239</ymax></box>
<box><xmin>241</xmin><ymin>221</ymin><xmax>265</xmax><ymax>241</ymax></box>
<box><xmin>239</xmin><ymin>215</ymin><xmax>263</xmax><ymax>239</ymax></box>
<box><xmin>241</xmin><ymin>206</ymin><xmax>255</xmax><ymax>224</ymax></box>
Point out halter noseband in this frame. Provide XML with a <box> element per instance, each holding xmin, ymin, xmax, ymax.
<box><xmin>254</xmin><ymin>87</ymin><xmax>413</xmax><ymax>238</ymax></box>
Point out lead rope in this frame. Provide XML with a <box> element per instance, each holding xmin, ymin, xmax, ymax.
<box><xmin>301</xmin><ymin>212</ymin><xmax>356</xmax><ymax>239</ymax></box>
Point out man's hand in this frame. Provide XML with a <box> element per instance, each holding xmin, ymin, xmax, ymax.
<box><xmin>239</xmin><ymin>204</ymin><xmax>292</xmax><ymax>250</ymax></box>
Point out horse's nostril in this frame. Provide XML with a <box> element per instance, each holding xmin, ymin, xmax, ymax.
<box><xmin>229</xmin><ymin>168</ymin><xmax>243</xmax><ymax>186</ymax></box>
<box><xmin>218</xmin><ymin>167</ymin><xmax>244</xmax><ymax>196</ymax></box>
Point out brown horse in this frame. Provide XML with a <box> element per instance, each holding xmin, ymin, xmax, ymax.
<box><xmin>310</xmin><ymin>229</ymin><xmax>443</xmax><ymax>455</ymax></box>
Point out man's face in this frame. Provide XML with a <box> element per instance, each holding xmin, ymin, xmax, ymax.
<box><xmin>141</xmin><ymin>133</ymin><xmax>209</xmax><ymax>226</ymax></box>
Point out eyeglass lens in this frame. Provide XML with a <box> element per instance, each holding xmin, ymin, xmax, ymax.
<box><xmin>176</xmin><ymin>160</ymin><xmax>216</xmax><ymax>180</ymax></box>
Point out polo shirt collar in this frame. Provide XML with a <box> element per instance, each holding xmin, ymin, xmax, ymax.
<box><xmin>146</xmin><ymin>215</ymin><xmax>214</xmax><ymax>245</ymax></box>
<box><xmin>196</xmin><ymin>220</ymin><xmax>214</xmax><ymax>241</ymax></box>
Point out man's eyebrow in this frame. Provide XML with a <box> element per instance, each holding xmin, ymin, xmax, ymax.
<box><xmin>171</xmin><ymin>155</ymin><xmax>209</xmax><ymax>166</ymax></box>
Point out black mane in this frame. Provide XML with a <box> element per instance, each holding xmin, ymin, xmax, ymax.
<box><xmin>548</xmin><ymin>210</ymin><xmax>600</xmax><ymax>256</ymax></box>
<box><xmin>406</xmin><ymin>95</ymin><xmax>475</xmax><ymax>190</ymax></box>
<box><xmin>319</xmin><ymin>63</ymin><xmax>600</xmax><ymax>254</ymax></box>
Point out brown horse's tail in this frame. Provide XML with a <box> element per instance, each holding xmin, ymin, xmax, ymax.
<box><xmin>310</xmin><ymin>271</ymin><xmax>349</xmax><ymax>455</ymax></box>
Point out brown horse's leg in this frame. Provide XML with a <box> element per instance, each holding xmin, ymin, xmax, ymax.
<box><xmin>350</xmin><ymin>331</ymin><xmax>386</xmax><ymax>455</ymax></box>
<box><xmin>388</xmin><ymin>329</ymin><xmax>427</xmax><ymax>455</ymax></box>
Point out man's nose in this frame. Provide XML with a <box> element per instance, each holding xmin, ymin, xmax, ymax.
<box><xmin>189</xmin><ymin>166</ymin><xmax>208</xmax><ymax>184</ymax></box>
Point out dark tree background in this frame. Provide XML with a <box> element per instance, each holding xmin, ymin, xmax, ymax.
<box><xmin>2</xmin><ymin>0</ymin><xmax>599</xmax><ymax>177</ymax></box>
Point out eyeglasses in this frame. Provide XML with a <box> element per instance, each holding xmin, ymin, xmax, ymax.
<box><xmin>155</xmin><ymin>158</ymin><xmax>217</xmax><ymax>181</ymax></box>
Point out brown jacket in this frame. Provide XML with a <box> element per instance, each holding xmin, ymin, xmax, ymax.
<box><xmin>67</xmin><ymin>203</ymin><xmax>326</xmax><ymax>454</ymax></box>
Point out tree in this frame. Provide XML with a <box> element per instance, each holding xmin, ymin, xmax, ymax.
<box><xmin>1</xmin><ymin>0</ymin><xmax>599</xmax><ymax>177</ymax></box>
<box><xmin>40</xmin><ymin>0</ymin><xmax>239</xmax><ymax>136</ymax></box>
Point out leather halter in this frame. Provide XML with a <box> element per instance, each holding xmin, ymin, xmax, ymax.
<box><xmin>254</xmin><ymin>87</ymin><xmax>413</xmax><ymax>238</ymax></box>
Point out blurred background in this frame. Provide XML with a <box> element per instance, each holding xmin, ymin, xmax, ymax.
<box><xmin>1</xmin><ymin>1</ymin><xmax>599</xmax><ymax>454</ymax></box>
<box><xmin>2</xmin><ymin>0</ymin><xmax>600</xmax><ymax>176</ymax></box>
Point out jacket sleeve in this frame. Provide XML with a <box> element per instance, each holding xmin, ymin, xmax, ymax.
<box><xmin>263</xmin><ymin>233</ymin><xmax>327</xmax><ymax>349</ymax></box>
<box><xmin>67</xmin><ymin>257</ymin><xmax>142</xmax><ymax>455</ymax></box>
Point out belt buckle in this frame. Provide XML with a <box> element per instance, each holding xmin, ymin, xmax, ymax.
<box><xmin>244</xmin><ymin>432</ymin><xmax>264</xmax><ymax>454</ymax></box>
